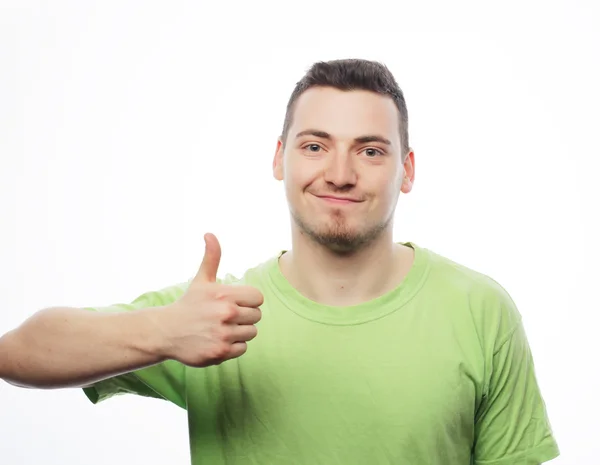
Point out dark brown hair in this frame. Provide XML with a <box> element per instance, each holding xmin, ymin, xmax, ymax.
<box><xmin>280</xmin><ymin>59</ymin><xmax>410</xmax><ymax>157</ymax></box>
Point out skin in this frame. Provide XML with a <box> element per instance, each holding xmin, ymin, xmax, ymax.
<box><xmin>273</xmin><ymin>86</ymin><xmax>416</xmax><ymax>307</ymax></box>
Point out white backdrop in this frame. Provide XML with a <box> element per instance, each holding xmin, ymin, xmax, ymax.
<box><xmin>1</xmin><ymin>1</ymin><xmax>598</xmax><ymax>464</ymax></box>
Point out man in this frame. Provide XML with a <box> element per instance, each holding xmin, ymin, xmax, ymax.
<box><xmin>0</xmin><ymin>59</ymin><xmax>559</xmax><ymax>464</ymax></box>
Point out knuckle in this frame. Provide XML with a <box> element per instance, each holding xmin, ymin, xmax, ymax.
<box><xmin>220</xmin><ymin>302</ymin><xmax>238</xmax><ymax>321</ymax></box>
<box><xmin>211</xmin><ymin>325</ymin><xmax>230</xmax><ymax>343</ymax></box>
<box><xmin>213</xmin><ymin>288</ymin><xmax>228</xmax><ymax>301</ymax></box>
<box><xmin>211</xmin><ymin>343</ymin><xmax>230</xmax><ymax>360</ymax></box>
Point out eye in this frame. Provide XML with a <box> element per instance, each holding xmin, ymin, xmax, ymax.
<box><xmin>303</xmin><ymin>144</ymin><xmax>322</xmax><ymax>153</ymax></box>
<box><xmin>363</xmin><ymin>148</ymin><xmax>384</xmax><ymax>157</ymax></box>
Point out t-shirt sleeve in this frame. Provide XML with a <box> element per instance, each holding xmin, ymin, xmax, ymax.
<box><xmin>473</xmin><ymin>285</ymin><xmax>560</xmax><ymax>465</ymax></box>
<box><xmin>81</xmin><ymin>282</ymin><xmax>190</xmax><ymax>410</ymax></box>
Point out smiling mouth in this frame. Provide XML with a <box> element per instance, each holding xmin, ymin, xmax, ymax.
<box><xmin>314</xmin><ymin>195</ymin><xmax>363</xmax><ymax>205</ymax></box>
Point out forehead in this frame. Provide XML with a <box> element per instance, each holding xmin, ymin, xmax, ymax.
<box><xmin>289</xmin><ymin>86</ymin><xmax>401</xmax><ymax>144</ymax></box>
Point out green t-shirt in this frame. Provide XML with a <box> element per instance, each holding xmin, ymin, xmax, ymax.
<box><xmin>83</xmin><ymin>243</ymin><xmax>559</xmax><ymax>465</ymax></box>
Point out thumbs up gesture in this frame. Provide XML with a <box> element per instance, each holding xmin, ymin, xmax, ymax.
<box><xmin>157</xmin><ymin>233</ymin><xmax>264</xmax><ymax>367</ymax></box>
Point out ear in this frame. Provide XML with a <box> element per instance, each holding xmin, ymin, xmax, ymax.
<box><xmin>401</xmin><ymin>149</ymin><xmax>415</xmax><ymax>194</ymax></box>
<box><xmin>273</xmin><ymin>138</ymin><xmax>285</xmax><ymax>181</ymax></box>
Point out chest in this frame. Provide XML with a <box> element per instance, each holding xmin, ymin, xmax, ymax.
<box><xmin>187</xmin><ymin>304</ymin><xmax>483</xmax><ymax>462</ymax></box>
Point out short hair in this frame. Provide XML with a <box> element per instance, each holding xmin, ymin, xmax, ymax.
<box><xmin>280</xmin><ymin>59</ymin><xmax>410</xmax><ymax>158</ymax></box>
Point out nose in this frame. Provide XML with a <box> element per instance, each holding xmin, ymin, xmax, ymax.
<box><xmin>323</xmin><ymin>152</ymin><xmax>357</xmax><ymax>188</ymax></box>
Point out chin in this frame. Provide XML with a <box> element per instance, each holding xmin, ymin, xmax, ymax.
<box><xmin>299</xmin><ymin>219</ymin><xmax>387</xmax><ymax>255</ymax></box>
<box><xmin>311</xmin><ymin>231</ymin><xmax>365</xmax><ymax>253</ymax></box>
<box><xmin>293</xmin><ymin>204</ymin><xmax>394</xmax><ymax>249</ymax></box>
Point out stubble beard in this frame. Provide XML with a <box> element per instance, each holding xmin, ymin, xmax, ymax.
<box><xmin>291</xmin><ymin>208</ymin><xmax>393</xmax><ymax>255</ymax></box>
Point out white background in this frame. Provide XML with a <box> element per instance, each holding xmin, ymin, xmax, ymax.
<box><xmin>1</xmin><ymin>1</ymin><xmax>598</xmax><ymax>463</ymax></box>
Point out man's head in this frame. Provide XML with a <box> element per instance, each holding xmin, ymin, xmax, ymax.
<box><xmin>273</xmin><ymin>59</ymin><xmax>415</xmax><ymax>254</ymax></box>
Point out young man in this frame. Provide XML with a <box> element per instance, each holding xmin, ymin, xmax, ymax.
<box><xmin>0</xmin><ymin>59</ymin><xmax>559</xmax><ymax>464</ymax></box>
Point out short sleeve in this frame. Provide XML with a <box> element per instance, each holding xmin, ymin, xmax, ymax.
<box><xmin>82</xmin><ymin>283</ymin><xmax>190</xmax><ymax>410</ymax></box>
<box><xmin>473</xmin><ymin>318</ymin><xmax>560</xmax><ymax>464</ymax></box>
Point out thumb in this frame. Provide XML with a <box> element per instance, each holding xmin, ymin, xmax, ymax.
<box><xmin>193</xmin><ymin>233</ymin><xmax>222</xmax><ymax>284</ymax></box>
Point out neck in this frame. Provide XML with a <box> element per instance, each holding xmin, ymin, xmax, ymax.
<box><xmin>279</xmin><ymin>228</ymin><xmax>414</xmax><ymax>307</ymax></box>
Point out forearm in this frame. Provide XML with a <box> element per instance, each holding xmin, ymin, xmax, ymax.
<box><xmin>0</xmin><ymin>306</ymin><xmax>168</xmax><ymax>389</ymax></box>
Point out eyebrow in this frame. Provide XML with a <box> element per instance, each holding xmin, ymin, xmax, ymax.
<box><xmin>295</xmin><ymin>129</ymin><xmax>391</xmax><ymax>146</ymax></box>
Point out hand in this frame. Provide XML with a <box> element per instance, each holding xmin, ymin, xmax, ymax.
<box><xmin>156</xmin><ymin>233</ymin><xmax>263</xmax><ymax>367</ymax></box>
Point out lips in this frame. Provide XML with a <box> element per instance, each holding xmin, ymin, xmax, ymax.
<box><xmin>315</xmin><ymin>195</ymin><xmax>362</xmax><ymax>205</ymax></box>
<box><xmin>319</xmin><ymin>196</ymin><xmax>359</xmax><ymax>202</ymax></box>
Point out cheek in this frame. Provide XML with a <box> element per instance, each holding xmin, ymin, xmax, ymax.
<box><xmin>283</xmin><ymin>167</ymin><xmax>308</xmax><ymax>202</ymax></box>
<box><xmin>373</xmin><ymin>176</ymin><xmax>401</xmax><ymax>205</ymax></box>
<box><xmin>285</xmin><ymin>159</ymin><xmax>319</xmax><ymax>190</ymax></box>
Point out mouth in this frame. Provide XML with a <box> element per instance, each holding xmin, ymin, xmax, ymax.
<box><xmin>314</xmin><ymin>195</ymin><xmax>363</xmax><ymax>205</ymax></box>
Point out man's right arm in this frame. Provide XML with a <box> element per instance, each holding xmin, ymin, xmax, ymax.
<box><xmin>0</xmin><ymin>305</ymin><xmax>169</xmax><ymax>389</ymax></box>
<box><xmin>0</xmin><ymin>233</ymin><xmax>263</xmax><ymax>392</ymax></box>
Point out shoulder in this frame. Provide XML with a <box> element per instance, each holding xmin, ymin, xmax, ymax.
<box><xmin>418</xmin><ymin>245</ymin><xmax>522</xmax><ymax>348</ymax></box>
<box><xmin>420</xmin><ymin>246</ymin><xmax>513</xmax><ymax>300</ymax></box>
<box><xmin>419</xmin><ymin>245</ymin><xmax>507</xmax><ymax>296</ymax></box>
<box><xmin>218</xmin><ymin>254</ymin><xmax>280</xmax><ymax>289</ymax></box>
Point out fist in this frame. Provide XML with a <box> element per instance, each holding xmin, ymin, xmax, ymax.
<box><xmin>157</xmin><ymin>233</ymin><xmax>264</xmax><ymax>367</ymax></box>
